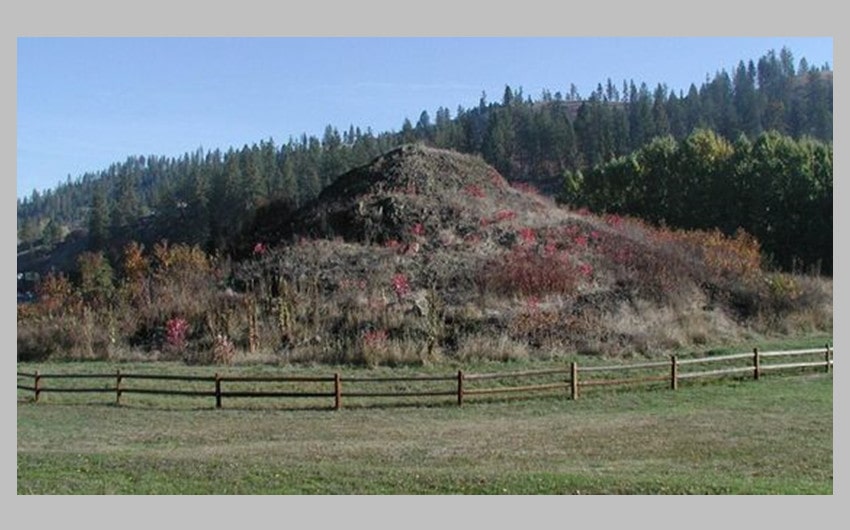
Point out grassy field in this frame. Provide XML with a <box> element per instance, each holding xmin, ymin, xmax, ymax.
<box><xmin>17</xmin><ymin>366</ymin><xmax>833</xmax><ymax>494</ymax></box>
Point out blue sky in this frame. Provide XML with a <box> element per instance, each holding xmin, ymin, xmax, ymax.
<box><xmin>16</xmin><ymin>37</ymin><xmax>833</xmax><ymax>200</ymax></box>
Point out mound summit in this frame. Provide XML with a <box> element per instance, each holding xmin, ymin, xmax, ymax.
<box><xmin>265</xmin><ymin>143</ymin><xmax>557</xmax><ymax>246</ymax></box>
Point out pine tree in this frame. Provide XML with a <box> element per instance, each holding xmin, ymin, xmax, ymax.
<box><xmin>734</xmin><ymin>60</ymin><xmax>761</xmax><ymax>139</ymax></box>
<box><xmin>278</xmin><ymin>149</ymin><xmax>299</xmax><ymax>206</ymax></box>
<box><xmin>321</xmin><ymin>125</ymin><xmax>347</xmax><ymax>183</ymax></box>
<box><xmin>43</xmin><ymin>218</ymin><xmax>64</xmax><ymax>246</ymax></box>
<box><xmin>401</xmin><ymin>118</ymin><xmax>416</xmax><ymax>144</ymax></box>
<box><xmin>415</xmin><ymin>110</ymin><xmax>433</xmax><ymax>143</ymax></box>
<box><xmin>652</xmin><ymin>84</ymin><xmax>670</xmax><ymax>138</ymax></box>
<box><xmin>628</xmin><ymin>82</ymin><xmax>653</xmax><ymax>150</ymax></box>
<box><xmin>240</xmin><ymin>144</ymin><xmax>266</xmax><ymax>212</ymax></box>
<box><xmin>88</xmin><ymin>183</ymin><xmax>111</xmax><ymax>251</ymax></box>
<box><xmin>112</xmin><ymin>160</ymin><xmax>141</xmax><ymax>229</ymax></box>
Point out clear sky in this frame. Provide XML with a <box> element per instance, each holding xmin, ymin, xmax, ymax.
<box><xmin>16</xmin><ymin>36</ymin><xmax>833</xmax><ymax>200</ymax></box>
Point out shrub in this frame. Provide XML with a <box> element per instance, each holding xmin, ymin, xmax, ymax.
<box><xmin>391</xmin><ymin>273</ymin><xmax>411</xmax><ymax>301</ymax></box>
<box><xmin>211</xmin><ymin>334</ymin><xmax>237</xmax><ymax>365</ymax></box>
<box><xmin>17</xmin><ymin>319</ymin><xmax>71</xmax><ymax>362</ymax></box>
<box><xmin>482</xmin><ymin>246</ymin><xmax>581</xmax><ymax>297</ymax></box>
<box><xmin>34</xmin><ymin>272</ymin><xmax>77</xmax><ymax>318</ymax></box>
<box><xmin>164</xmin><ymin>317</ymin><xmax>190</xmax><ymax>354</ymax></box>
<box><xmin>353</xmin><ymin>328</ymin><xmax>389</xmax><ymax>367</ymax></box>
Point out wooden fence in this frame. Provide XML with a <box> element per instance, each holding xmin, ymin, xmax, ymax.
<box><xmin>17</xmin><ymin>345</ymin><xmax>833</xmax><ymax>410</ymax></box>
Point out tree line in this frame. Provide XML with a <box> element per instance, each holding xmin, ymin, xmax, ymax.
<box><xmin>17</xmin><ymin>47</ymin><xmax>832</xmax><ymax>273</ymax></box>
<box><xmin>562</xmin><ymin>129</ymin><xmax>832</xmax><ymax>274</ymax></box>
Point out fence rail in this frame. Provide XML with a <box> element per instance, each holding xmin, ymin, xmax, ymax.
<box><xmin>17</xmin><ymin>345</ymin><xmax>832</xmax><ymax>410</ymax></box>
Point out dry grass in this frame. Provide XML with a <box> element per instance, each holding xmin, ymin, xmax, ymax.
<box><xmin>454</xmin><ymin>333</ymin><xmax>532</xmax><ymax>362</ymax></box>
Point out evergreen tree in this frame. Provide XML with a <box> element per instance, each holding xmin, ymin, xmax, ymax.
<box><xmin>277</xmin><ymin>149</ymin><xmax>299</xmax><ymax>206</ymax></box>
<box><xmin>321</xmin><ymin>125</ymin><xmax>347</xmax><ymax>183</ymax></box>
<box><xmin>401</xmin><ymin>118</ymin><xmax>416</xmax><ymax>143</ymax></box>
<box><xmin>415</xmin><ymin>110</ymin><xmax>433</xmax><ymax>143</ymax></box>
<box><xmin>240</xmin><ymin>144</ymin><xmax>266</xmax><ymax>211</ymax></box>
<box><xmin>18</xmin><ymin>216</ymin><xmax>42</xmax><ymax>249</ymax></box>
<box><xmin>261</xmin><ymin>138</ymin><xmax>283</xmax><ymax>199</ymax></box>
<box><xmin>628</xmin><ymin>82</ymin><xmax>653</xmax><ymax>149</ymax></box>
<box><xmin>433</xmin><ymin>106</ymin><xmax>454</xmax><ymax>148</ymax></box>
<box><xmin>43</xmin><ymin>218</ymin><xmax>64</xmax><ymax>246</ymax></box>
<box><xmin>482</xmin><ymin>108</ymin><xmax>516</xmax><ymax>177</ymax></box>
<box><xmin>734</xmin><ymin>60</ymin><xmax>761</xmax><ymax>139</ymax></box>
<box><xmin>652</xmin><ymin>84</ymin><xmax>671</xmax><ymax>138</ymax></box>
<box><xmin>112</xmin><ymin>159</ymin><xmax>141</xmax><ymax>229</ymax></box>
<box><xmin>87</xmin><ymin>183</ymin><xmax>111</xmax><ymax>251</ymax></box>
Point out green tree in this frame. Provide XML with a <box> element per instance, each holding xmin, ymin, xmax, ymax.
<box><xmin>77</xmin><ymin>251</ymin><xmax>115</xmax><ymax>308</ymax></box>
<box><xmin>42</xmin><ymin>218</ymin><xmax>64</xmax><ymax>247</ymax></box>
<box><xmin>112</xmin><ymin>160</ymin><xmax>142</xmax><ymax>229</ymax></box>
<box><xmin>652</xmin><ymin>84</ymin><xmax>670</xmax><ymax>138</ymax></box>
<box><xmin>674</xmin><ymin>128</ymin><xmax>735</xmax><ymax>229</ymax></box>
<box><xmin>734</xmin><ymin>60</ymin><xmax>761</xmax><ymax>139</ymax></box>
<box><xmin>415</xmin><ymin>110</ymin><xmax>433</xmax><ymax>143</ymax></box>
<box><xmin>277</xmin><ymin>150</ymin><xmax>299</xmax><ymax>206</ymax></box>
<box><xmin>401</xmin><ymin>118</ymin><xmax>416</xmax><ymax>144</ymax></box>
<box><xmin>321</xmin><ymin>125</ymin><xmax>347</xmax><ymax>183</ymax></box>
<box><xmin>635</xmin><ymin>135</ymin><xmax>678</xmax><ymax>223</ymax></box>
<box><xmin>18</xmin><ymin>217</ymin><xmax>42</xmax><ymax>249</ymax></box>
<box><xmin>482</xmin><ymin>108</ymin><xmax>516</xmax><ymax>177</ymax></box>
<box><xmin>628</xmin><ymin>81</ymin><xmax>653</xmax><ymax>150</ymax></box>
<box><xmin>240</xmin><ymin>144</ymin><xmax>266</xmax><ymax>212</ymax></box>
<box><xmin>88</xmin><ymin>184</ymin><xmax>111</xmax><ymax>251</ymax></box>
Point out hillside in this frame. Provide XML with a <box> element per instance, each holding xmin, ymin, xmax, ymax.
<box><xmin>230</xmin><ymin>145</ymin><xmax>831</xmax><ymax>363</ymax></box>
<box><xmin>17</xmin><ymin>144</ymin><xmax>831</xmax><ymax>365</ymax></box>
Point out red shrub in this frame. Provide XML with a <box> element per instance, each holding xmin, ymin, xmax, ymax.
<box><xmin>517</xmin><ymin>227</ymin><xmax>536</xmax><ymax>245</ymax></box>
<box><xmin>391</xmin><ymin>273</ymin><xmax>411</xmax><ymax>300</ymax></box>
<box><xmin>483</xmin><ymin>246</ymin><xmax>581</xmax><ymax>297</ymax></box>
<box><xmin>165</xmin><ymin>317</ymin><xmax>190</xmax><ymax>353</ymax></box>
<box><xmin>464</xmin><ymin>184</ymin><xmax>486</xmax><ymax>198</ymax></box>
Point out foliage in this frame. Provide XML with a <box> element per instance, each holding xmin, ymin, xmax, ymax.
<box><xmin>164</xmin><ymin>317</ymin><xmax>190</xmax><ymax>354</ymax></box>
<box><xmin>76</xmin><ymin>251</ymin><xmax>115</xmax><ymax>308</ymax></box>
<box><xmin>482</xmin><ymin>243</ymin><xmax>583</xmax><ymax>297</ymax></box>
<box><xmin>566</xmin><ymin>129</ymin><xmax>831</xmax><ymax>274</ymax></box>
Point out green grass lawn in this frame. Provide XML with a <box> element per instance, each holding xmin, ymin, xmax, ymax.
<box><xmin>17</xmin><ymin>368</ymin><xmax>833</xmax><ymax>494</ymax></box>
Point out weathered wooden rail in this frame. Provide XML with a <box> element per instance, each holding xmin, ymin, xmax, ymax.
<box><xmin>17</xmin><ymin>345</ymin><xmax>833</xmax><ymax>410</ymax></box>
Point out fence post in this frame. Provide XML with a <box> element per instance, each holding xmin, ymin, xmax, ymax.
<box><xmin>34</xmin><ymin>370</ymin><xmax>41</xmax><ymax>403</ymax></box>
<box><xmin>457</xmin><ymin>370</ymin><xmax>464</xmax><ymax>407</ymax></box>
<box><xmin>570</xmin><ymin>362</ymin><xmax>578</xmax><ymax>400</ymax></box>
<box><xmin>334</xmin><ymin>373</ymin><xmax>342</xmax><ymax>410</ymax></box>
<box><xmin>215</xmin><ymin>373</ymin><xmax>222</xmax><ymax>409</ymax></box>
<box><xmin>753</xmin><ymin>347</ymin><xmax>760</xmax><ymax>380</ymax></box>
<box><xmin>670</xmin><ymin>355</ymin><xmax>678</xmax><ymax>391</ymax></box>
<box><xmin>116</xmin><ymin>369</ymin><xmax>123</xmax><ymax>405</ymax></box>
<box><xmin>826</xmin><ymin>344</ymin><xmax>832</xmax><ymax>373</ymax></box>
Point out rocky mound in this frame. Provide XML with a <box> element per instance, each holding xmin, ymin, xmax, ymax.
<box><xmin>277</xmin><ymin>143</ymin><xmax>558</xmax><ymax>246</ymax></box>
